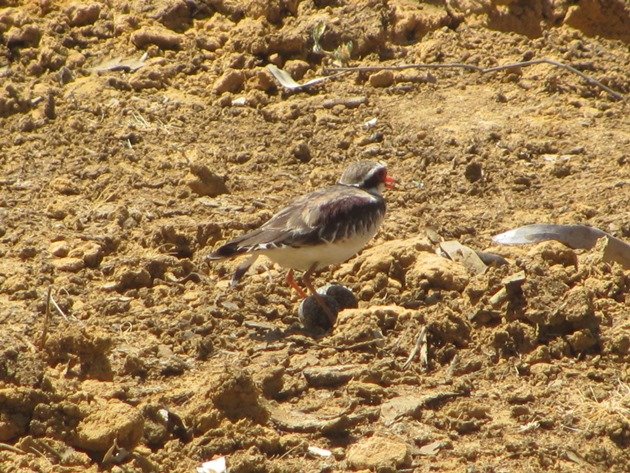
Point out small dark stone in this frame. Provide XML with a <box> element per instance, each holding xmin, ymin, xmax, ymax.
<box><xmin>159</xmin><ymin>356</ymin><xmax>188</xmax><ymax>376</ymax></box>
<box><xmin>44</xmin><ymin>92</ymin><xmax>56</xmax><ymax>119</ymax></box>
<box><xmin>298</xmin><ymin>294</ymin><xmax>340</xmax><ymax>333</ymax></box>
<box><xmin>196</xmin><ymin>335</ymin><xmax>214</xmax><ymax>360</ymax></box>
<box><xmin>476</xmin><ymin>251</ymin><xmax>508</xmax><ymax>266</ymax></box>
<box><xmin>292</xmin><ymin>142</ymin><xmax>312</xmax><ymax>163</ymax></box>
<box><xmin>369</xmin><ymin>132</ymin><xmax>384</xmax><ymax>143</ymax></box>
<box><xmin>513</xmin><ymin>175</ymin><xmax>531</xmax><ymax>187</ymax></box>
<box><xmin>58</xmin><ymin>66</ymin><xmax>74</xmax><ymax>85</ymax></box>
<box><xmin>318</xmin><ymin>284</ymin><xmax>358</xmax><ymax>310</ymax></box>
<box><xmin>494</xmin><ymin>92</ymin><xmax>508</xmax><ymax>103</ymax></box>
<box><xmin>464</xmin><ymin>161</ymin><xmax>483</xmax><ymax>183</ymax></box>
<box><xmin>18</xmin><ymin>246</ymin><xmax>38</xmax><ymax>259</ymax></box>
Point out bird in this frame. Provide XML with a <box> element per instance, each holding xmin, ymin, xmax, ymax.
<box><xmin>206</xmin><ymin>160</ymin><xmax>394</xmax><ymax>323</ymax></box>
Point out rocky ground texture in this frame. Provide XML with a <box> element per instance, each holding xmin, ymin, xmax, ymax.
<box><xmin>0</xmin><ymin>0</ymin><xmax>628</xmax><ymax>472</ymax></box>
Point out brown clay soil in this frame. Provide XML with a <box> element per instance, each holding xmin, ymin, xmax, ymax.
<box><xmin>1</xmin><ymin>1</ymin><xmax>629</xmax><ymax>472</ymax></box>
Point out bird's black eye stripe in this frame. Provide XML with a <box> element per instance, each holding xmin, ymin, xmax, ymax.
<box><xmin>362</xmin><ymin>167</ymin><xmax>386</xmax><ymax>189</ymax></box>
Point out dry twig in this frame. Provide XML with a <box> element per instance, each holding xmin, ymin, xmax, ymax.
<box><xmin>102</xmin><ymin>439</ymin><xmax>130</xmax><ymax>465</ymax></box>
<box><xmin>325</xmin><ymin>59</ymin><xmax>624</xmax><ymax>101</ymax></box>
<box><xmin>333</xmin><ymin>338</ymin><xmax>383</xmax><ymax>351</ymax></box>
<box><xmin>49</xmin><ymin>292</ymin><xmax>69</xmax><ymax>321</ymax></box>
<box><xmin>0</xmin><ymin>443</ymin><xmax>26</xmax><ymax>455</ymax></box>
<box><xmin>403</xmin><ymin>326</ymin><xmax>428</xmax><ymax>370</ymax></box>
<box><xmin>38</xmin><ymin>287</ymin><xmax>52</xmax><ymax>349</ymax></box>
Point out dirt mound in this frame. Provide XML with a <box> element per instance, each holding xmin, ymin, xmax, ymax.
<box><xmin>0</xmin><ymin>0</ymin><xmax>628</xmax><ymax>471</ymax></box>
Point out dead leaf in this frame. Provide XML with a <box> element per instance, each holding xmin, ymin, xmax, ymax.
<box><xmin>92</xmin><ymin>54</ymin><xmax>149</xmax><ymax>73</ymax></box>
<box><xmin>417</xmin><ymin>440</ymin><xmax>447</xmax><ymax>456</ymax></box>
<box><xmin>493</xmin><ymin>224</ymin><xmax>630</xmax><ymax>268</ymax></box>
<box><xmin>439</xmin><ymin>240</ymin><xmax>487</xmax><ymax>275</ymax></box>
<box><xmin>266</xmin><ymin>64</ymin><xmax>336</xmax><ymax>91</ymax></box>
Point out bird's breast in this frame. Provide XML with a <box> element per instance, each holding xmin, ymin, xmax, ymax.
<box><xmin>262</xmin><ymin>218</ymin><xmax>382</xmax><ymax>271</ymax></box>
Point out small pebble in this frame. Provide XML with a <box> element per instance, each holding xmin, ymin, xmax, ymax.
<box><xmin>213</xmin><ymin>69</ymin><xmax>244</xmax><ymax>94</ymax></box>
<box><xmin>50</xmin><ymin>241</ymin><xmax>69</xmax><ymax>257</ymax></box>
<box><xmin>464</xmin><ymin>162</ymin><xmax>483</xmax><ymax>183</ymax></box>
<box><xmin>298</xmin><ymin>294</ymin><xmax>339</xmax><ymax>333</ymax></box>
<box><xmin>369</xmin><ymin>70</ymin><xmax>394</xmax><ymax>88</ymax></box>
<box><xmin>292</xmin><ymin>142</ymin><xmax>312</xmax><ymax>163</ymax></box>
<box><xmin>66</xmin><ymin>3</ymin><xmax>101</xmax><ymax>27</ymax></box>
<box><xmin>317</xmin><ymin>284</ymin><xmax>358</xmax><ymax>310</ymax></box>
<box><xmin>131</xmin><ymin>26</ymin><xmax>182</xmax><ymax>50</ymax></box>
<box><xmin>298</xmin><ymin>284</ymin><xmax>358</xmax><ymax>332</ymax></box>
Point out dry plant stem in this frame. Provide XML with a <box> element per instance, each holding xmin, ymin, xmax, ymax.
<box><xmin>403</xmin><ymin>326</ymin><xmax>428</xmax><ymax>370</ymax></box>
<box><xmin>38</xmin><ymin>287</ymin><xmax>52</xmax><ymax>349</ymax></box>
<box><xmin>0</xmin><ymin>443</ymin><xmax>26</xmax><ymax>455</ymax></box>
<box><xmin>325</xmin><ymin>59</ymin><xmax>624</xmax><ymax>101</ymax></box>
<box><xmin>49</xmin><ymin>295</ymin><xmax>68</xmax><ymax>320</ymax></box>
<box><xmin>335</xmin><ymin>338</ymin><xmax>381</xmax><ymax>351</ymax></box>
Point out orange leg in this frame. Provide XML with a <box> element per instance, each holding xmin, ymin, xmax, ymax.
<box><xmin>286</xmin><ymin>269</ymin><xmax>307</xmax><ymax>298</ymax></box>
<box><xmin>302</xmin><ymin>263</ymin><xmax>337</xmax><ymax>326</ymax></box>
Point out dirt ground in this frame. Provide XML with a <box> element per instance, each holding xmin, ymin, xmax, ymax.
<box><xmin>0</xmin><ymin>0</ymin><xmax>629</xmax><ymax>472</ymax></box>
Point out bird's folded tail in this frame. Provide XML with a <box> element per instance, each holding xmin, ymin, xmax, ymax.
<box><xmin>205</xmin><ymin>242</ymin><xmax>243</xmax><ymax>261</ymax></box>
<box><xmin>205</xmin><ymin>241</ymin><xmax>258</xmax><ymax>287</ymax></box>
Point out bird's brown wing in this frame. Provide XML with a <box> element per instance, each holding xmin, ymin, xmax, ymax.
<box><xmin>207</xmin><ymin>185</ymin><xmax>385</xmax><ymax>259</ymax></box>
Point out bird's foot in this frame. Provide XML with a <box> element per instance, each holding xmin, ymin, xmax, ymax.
<box><xmin>286</xmin><ymin>269</ymin><xmax>307</xmax><ymax>298</ymax></box>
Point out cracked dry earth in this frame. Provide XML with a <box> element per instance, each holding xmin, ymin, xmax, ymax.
<box><xmin>0</xmin><ymin>0</ymin><xmax>629</xmax><ymax>472</ymax></box>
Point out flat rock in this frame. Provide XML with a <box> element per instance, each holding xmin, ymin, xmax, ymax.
<box><xmin>406</xmin><ymin>252</ymin><xmax>469</xmax><ymax>291</ymax></box>
<box><xmin>347</xmin><ymin>435</ymin><xmax>411</xmax><ymax>470</ymax></box>
<box><xmin>439</xmin><ymin>240</ymin><xmax>487</xmax><ymax>275</ymax></box>
<box><xmin>131</xmin><ymin>26</ymin><xmax>183</xmax><ymax>50</ymax></box>
<box><xmin>66</xmin><ymin>3</ymin><xmax>101</xmax><ymax>27</ymax></box>
<box><xmin>49</xmin><ymin>240</ymin><xmax>69</xmax><ymax>257</ymax></box>
<box><xmin>331</xmin><ymin>305</ymin><xmax>414</xmax><ymax>347</ymax></box>
<box><xmin>347</xmin><ymin>381</ymin><xmax>385</xmax><ymax>404</ymax></box>
<box><xmin>369</xmin><ymin>70</ymin><xmax>394</xmax><ymax>88</ymax></box>
<box><xmin>336</xmin><ymin>235</ymin><xmax>434</xmax><ymax>281</ymax></box>
<box><xmin>380</xmin><ymin>395</ymin><xmax>425</xmax><ymax>426</ymax></box>
<box><xmin>303</xmin><ymin>364</ymin><xmax>363</xmax><ymax>388</ymax></box>
<box><xmin>52</xmin><ymin>257</ymin><xmax>84</xmax><ymax>272</ymax></box>
<box><xmin>213</xmin><ymin>69</ymin><xmax>245</xmax><ymax>94</ymax></box>
<box><xmin>268</xmin><ymin>404</ymin><xmax>350</xmax><ymax>434</ymax></box>
<box><xmin>72</xmin><ymin>400</ymin><xmax>143</xmax><ymax>454</ymax></box>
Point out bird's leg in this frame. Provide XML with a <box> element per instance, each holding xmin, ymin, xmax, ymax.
<box><xmin>302</xmin><ymin>263</ymin><xmax>337</xmax><ymax>326</ymax></box>
<box><xmin>286</xmin><ymin>269</ymin><xmax>307</xmax><ymax>298</ymax></box>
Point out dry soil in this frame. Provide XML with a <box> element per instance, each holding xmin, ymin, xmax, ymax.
<box><xmin>0</xmin><ymin>1</ymin><xmax>629</xmax><ymax>472</ymax></box>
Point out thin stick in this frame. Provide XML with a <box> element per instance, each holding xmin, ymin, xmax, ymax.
<box><xmin>403</xmin><ymin>326</ymin><xmax>428</xmax><ymax>370</ymax></box>
<box><xmin>324</xmin><ymin>58</ymin><xmax>624</xmax><ymax>101</ymax></box>
<box><xmin>49</xmin><ymin>292</ymin><xmax>82</xmax><ymax>323</ymax></box>
<box><xmin>38</xmin><ymin>287</ymin><xmax>52</xmax><ymax>349</ymax></box>
<box><xmin>337</xmin><ymin>338</ymin><xmax>382</xmax><ymax>351</ymax></box>
<box><xmin>0</xmin><ymin>443</ymin><xmax>26</xmax><ymax>455</ymax></box>
<box><xmin>48</xmin><ymin>294</ymin><xmax>69</xmax><ymax>321</ymax></box>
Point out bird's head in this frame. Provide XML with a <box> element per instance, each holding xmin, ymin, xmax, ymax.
<box><xmin>338</xmin><ymin>161</ymin><xmax>395</xmax><ymax>195</ymax></box>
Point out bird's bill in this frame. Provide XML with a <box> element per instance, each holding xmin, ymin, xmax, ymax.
<box><xmin>385</xmin><ymin>175</ymin><xmax>396</xmax><ymax>190</ymax></box>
